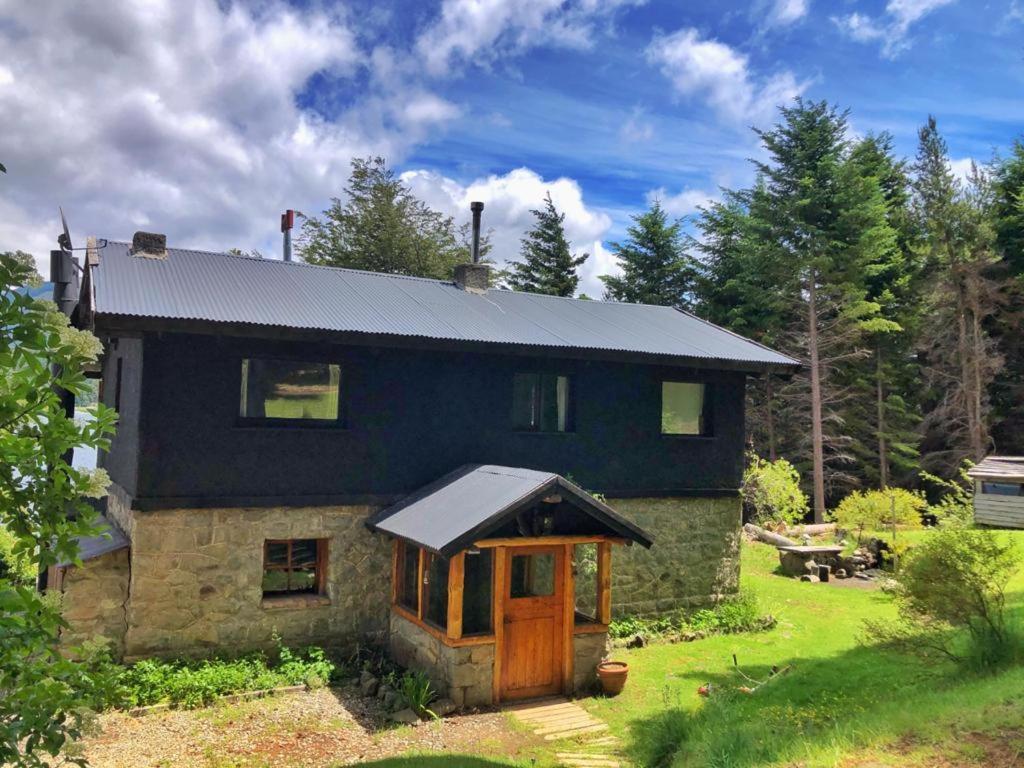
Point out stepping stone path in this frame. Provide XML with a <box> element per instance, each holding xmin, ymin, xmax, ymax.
<box><xmin>504</xmin><ymin>697</ymin><xmax>622</xmax><ymax>767</ymax></box>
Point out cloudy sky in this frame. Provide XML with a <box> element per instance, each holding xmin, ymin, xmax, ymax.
<box><xmin>1</xmin><ymin>0</ymin><xmax>1021</xmax><ymax>296</ymax></box>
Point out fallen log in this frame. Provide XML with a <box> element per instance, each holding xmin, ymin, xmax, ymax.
<box><xmin>785</xmin><ymin>523</ymin><xmax>837</xmax><ymax>536</ymax></box>
<box><xmin>742</xmin><ymin>523</ymin><xmax>798</xmax><ymax>548</ymax></box>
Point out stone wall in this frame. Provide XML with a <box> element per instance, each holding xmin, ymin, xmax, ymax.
<box><xmin>388</xmin><ymin>613</ymin><xmax>493</xmax><ymax>708</ymax></box>
<box><xmin>58</xmin><ymin>548</ymin><xmax>130</xmax><ymax>657</ymax></box>
<box><xmin>122</xmin><ymin>503</ymin><xmax>391</xmax><ymax>660</ymax></box>
<box><xmin>610</xmin><ymin>495</ymin><xmax>741</xmax><ymax>616</ymax></box>
<box><xmin>572</xmin><ymin>631</ymin><xmax>609</xmax><ymax>695</ymax></box>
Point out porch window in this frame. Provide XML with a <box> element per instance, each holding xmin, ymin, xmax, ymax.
<box><xmin>462</xmin><ymin>549</ymin><xmax>493</xmax><ymax>636</ymax></box>
<box><xmin>512</xmin><ymin>373</ymin><xmax>572</xmax><ymax>432</ymax></box>
<box><xmin>240</xmin><ymin>359</ymin><xmax>341</xmax><ymax>422</ymax></box>
<box><xmin>424</xmin><ymin>552</ymin><xmax>450</xmax><ymax>630</ymax></box>
<box><xmin>396</xmin><ymin>540</ymin><xmax>420</xmax><ymax>613</ymax></box>
<box><xmin>661</xmin><ymin>381</ymin><xmax>710</xmax><ymax>436</ymax></box>
<box><xmin>262</xmin><ymin>539</ymin><xmax>326</xmax><ymax>596</ymax></box>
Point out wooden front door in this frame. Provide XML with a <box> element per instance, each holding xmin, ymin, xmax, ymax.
<box><xmin>499</xmin><ymin>545</ymin><xmax>565</xmax><ymax>701</ymax></box>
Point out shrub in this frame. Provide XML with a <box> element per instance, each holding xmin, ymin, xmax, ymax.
<box><xmin>742</xmin><ymin>455</ymin><xmax>809</xmax><ymax>527</ymax></box>
<box><xmin>831</xmin><ymin>488</ymin><xmax>926</xmax><ymax>542</ymax></box>
<box><xmin>609</xmin><ymin>592</ymin><xmax>773</xmax><ymax>640</ymax></box>
<box><xmin>864</xmin><ymin>527</ymin><xmax>1022</xmax><ymax>670</ymax></box>
<box><xmin>0</xmin><ymin>525</ymin><xmax>35</xmax><ymax>585</ymax></box>
<box><xmin>921</xmin><ymin>461</ymin><xmax>975</xmax><ymax>527</ymax></box>
<box><xmin>398</xmin><ymin>670</ymin><xmax>436</xmax><ymax>717</ymax></box>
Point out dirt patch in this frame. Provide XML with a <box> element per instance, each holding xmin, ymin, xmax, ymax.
<box><xmin>72</xmin><ymin>686</ymin><xmax>542</xmax><ymax>767</ymax></box>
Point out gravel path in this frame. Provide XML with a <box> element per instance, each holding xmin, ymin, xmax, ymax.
<box><xmin>74</xmin><ymin>687</ymin><xmax>540</xmax><ymax>767</ymax></box>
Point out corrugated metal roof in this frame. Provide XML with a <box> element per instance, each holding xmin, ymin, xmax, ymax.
<box><xmin>58</xmin><ymin>514</ymin><xmax>129</xmax><ymax>566</ymax></box>
<box><xmin>968</xmin><ymin>456</ymin><xmax>1024</xmax><ymax>481</ymax></box>
<box><xmin>90</xmin><ymin>240</ymin><xmax>799</xmax><ymax>370</ymax></box>
<box><xmin>366</xmin><ymin>464</ymin><xmax>653</xmax><ymax>556</ymax></box>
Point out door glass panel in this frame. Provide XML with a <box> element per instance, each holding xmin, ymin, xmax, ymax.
<box><xmin>510</xmin><ymin>553</ymin><xmax>556</xmax><ymax>598</ymax></box>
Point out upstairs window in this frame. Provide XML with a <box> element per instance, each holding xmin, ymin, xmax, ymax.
<box><xmin>240</xmin><ymin>359</ymin><xmax>341</xmax><ymax>422</ymax></box>
<box><xmin>512</xmin><ymin>373</ymin><xmax>572</xmax><ymax>432</ymax></box>
<box><xmin>262</xmin><ymin>539</ymin><xmax>326</xmax><ymax>596</ymax></box>
<box><xmin>661</xmin><ymin>381</ymin><xmax>711</xmax><ymax>436</ymax></box>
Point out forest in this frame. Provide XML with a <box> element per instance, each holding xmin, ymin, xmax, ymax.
<box><xmin>298</xmin><ymin>99</ymin><xmax>1024</xmax><ymax>522</ymax></box>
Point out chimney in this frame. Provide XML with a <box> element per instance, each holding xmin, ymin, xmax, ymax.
<box><xmin>281</xmin><ymin>209</ymin><xmax>295</xmax><ymax>262</ymax></box>
<box><xmin>455</xmin><ymin>201</ymin><xmax>489</xmax><ymax>293</ymax></box>
<box><xmin>131</xmin><ymin>231</ymin><xmax>167</xmax><ymax>259</ymax></box>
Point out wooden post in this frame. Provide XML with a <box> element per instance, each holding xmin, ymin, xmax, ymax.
<box><xmin>492</xmin><ymin>546</ymin><xmax>506</xmax><ymax>704</ymax></box>
<box><xmin>562</xmin><ymin>543</ymin><xmax>575</xmax><ymax>693</ymax></box>
<box><xmin>597</xmin><ymin>542</ymin><xmax>612</xmax><ymax>625</ymax></box>
<box><xmin>390</xmin><ymin>540</ymin><xmax>399</xmax><ymax>606</ymax></box>
<box><xmin>447</xmin><ymin>552</ymin><xmax>465</xmax><ymax>640</ymax></box>
<box><xmin>416</xmin><ymin>547</ymin><xmax>425</xmax><ymax>621</ymax></box>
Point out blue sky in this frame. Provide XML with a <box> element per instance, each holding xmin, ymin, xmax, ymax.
<box><xmin>1</xmin><ymin>0</ymin><xmax>1022</xmax><ymax>296</ymax></box>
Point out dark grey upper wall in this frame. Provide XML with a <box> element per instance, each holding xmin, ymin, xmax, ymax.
<box><xmin>114</xmin><ymin>332</ymin><xmax>747</xmax><ymax>505</ymax></box>
<box><xmin>97</xmin><ymin>336</ymin><xmax>142</xmax><ymax>496</ymax></box>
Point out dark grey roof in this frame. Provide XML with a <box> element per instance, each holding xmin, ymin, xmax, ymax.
<box><xmin>90</xmin><ymin>240</ymin><xmax>799</xmax><ymax>372</ymax></box>
<box><xmin>968</xmin><ymin>456</ymin><xmax>1024</xmax><ymax>481</ymax></box>
<box><xmin>58</xmin><ymin>514</ymin><xmax>129</xmax><ymax>566</ymax></box>
<box><xmin>366</xmin><ymin>464</ymin><xmax>653</xmax><ymax>556</ymax></box>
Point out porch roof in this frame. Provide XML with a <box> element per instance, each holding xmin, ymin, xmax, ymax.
<box><xmin>366</xmin><ymin>464</ymin><xmax>654</xmax><ymax>557</ymax></box>
<box><xmin>57</xmin><ymin>513</ymin><xmax>129</xmax><ymax>566</ymax></box>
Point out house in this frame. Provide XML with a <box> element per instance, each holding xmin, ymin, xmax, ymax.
<box><xmin>968</xmin><ymin>457</ymin><xmax>1024</xmax><ymax>529</ymax></box>
<box><xmin>48</xmin><ymin>223</ymin><xmax>798</xmax><ymax>706</ymax></box>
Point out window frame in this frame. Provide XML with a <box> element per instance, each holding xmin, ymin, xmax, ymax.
<box><xmin>237</xmin><ymin>356</ymin><xmax>345</xmax><ymax>429</ymax></box>
<box><xmin>261</xmin><ymin>538</ymin><xmax>328</xmax><ymax>598</ymax></box>
<box><xmin>980</xmin><ymin>481</ymin><xmax>1024</xmax><ymax>496</ymax></box>
<box><xmin>660</xmin><ymin>380</ymin><xmax>714</xmax><ymax>438</ymax></box>
<box><xmin>511</xmin><ymin>372</ymin><xmax>575</xmax><ymax>434</ymax></box>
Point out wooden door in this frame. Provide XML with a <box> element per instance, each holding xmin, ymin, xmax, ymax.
<box><xmin>499</xmin><ymin>545</ymin><xmax>565</xmax><ymax>701</ymax></box>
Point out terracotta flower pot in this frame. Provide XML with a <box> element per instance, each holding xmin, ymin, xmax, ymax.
<box><xmin>596</xmin><ymin>660</ymin><xmax>629</xmax><ymax>696</ymax></box>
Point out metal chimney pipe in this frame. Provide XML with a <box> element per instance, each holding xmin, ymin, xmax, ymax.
<box><xmin>281</xmin><ymin>209</ymin><xmax>295</xmax><ymax>262</ymax></box>
<box><xmin>470</xmin><ymin>201</ymin><xmax>484</xmax><ymax>263</ymax></box>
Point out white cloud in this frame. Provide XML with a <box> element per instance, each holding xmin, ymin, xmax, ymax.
<box><xmin>647</xmin><ymin>187</ymin><xmax>717</xmax><ymax>218</ymax></box>
<box><xmin>401</xmin><ymin>167</ymin><xmax>616</xmax><ymax>296</ymax></box>
<box><xmin>833</xmin><ymin>0</ymin><xmax>956</xmax><ymax>58</ymax></box>
<box><xmin>0</xmin><ymin>0</ymin><xmax>461</xmax><ymax>272</ymax></box>
<box><xmin>949</xmin><ymin>157</ymin><xmax>977</xmax><ymax>184</ymax></box>
<box><xmin>768</xmin><ymin>0</ymin><xmax>810</xmax><ymax>26</ymax></box>
<box><xmin>620</xmin><ymin>107</ymin><xmax>655</xmax><ymax>143</ymax></box>
<box><xmin>415</xmin><ymin>0</ymin><xmax>643</xmax><ymax>76</ymax></box>
<box><xmin>645</xmin><ymin>28</ymin><xmax>806</xmax><ymax>125</ymax></box>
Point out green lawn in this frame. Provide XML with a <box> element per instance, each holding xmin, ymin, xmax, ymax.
<box><xmin>582</xmin><ymin>530</ymin><xmax>1024</xmax><ymax>767</ymax></box>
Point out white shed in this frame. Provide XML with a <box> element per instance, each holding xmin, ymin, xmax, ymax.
<box><xmin>968</xmin><ymin>456</ymin><xmax>1024</xmax><ymax>529</ymax></box>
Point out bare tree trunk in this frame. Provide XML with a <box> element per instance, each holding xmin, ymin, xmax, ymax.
<box><xmin>969</xmin><ymin>288</ymin><xmax>986</xmax><ymax>460</ymax></box>
<box><xmin>807</xmin><ymin>274</ymin><xmax>826</xmax><ymax>523</ymax></box>
<box><xmin>766</xmin><ymin>376</ymin><xmax>777</xmax><ymax>461</ymax></box>
<box><xmin>955</xmin><ymin>274</ymin><xmax>978</xmax><ymax>461</ymax></box>
<box><xmin>876</xmin><ymin>347</ymin><xmax>889</xmax><ymax>489</ymax></box>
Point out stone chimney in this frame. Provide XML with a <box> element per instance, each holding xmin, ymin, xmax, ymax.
<box><xmin>454</xmin><ymin>263</ymin><xmax>490</xmax><ymax>294</ymax></box>
<box><xmin>131</xmin><ymin>231</ymin><xmax>167</xmax><ymax>259</ymax></box>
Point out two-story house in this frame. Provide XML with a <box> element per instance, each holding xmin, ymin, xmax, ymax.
<box><xmin>49</xmin><ymin>226</ymin><xmax>798</xmax><ymax>707</ymax></box>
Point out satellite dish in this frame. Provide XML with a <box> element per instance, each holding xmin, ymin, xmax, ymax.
<box><xmin>58</xmin><ymin>206</ymin><xmax>74</xmax><ymax>253</ymax></box>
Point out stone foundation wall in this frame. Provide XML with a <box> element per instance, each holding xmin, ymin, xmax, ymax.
<box><xmin>572</xmin><ymin>631</ymin><xmax>609</xmax><ymax>694</ymax></box>
<box><xmin>388</xmin><ymin>613</ymin><xmax>493</xmax><ymax>708</ymax></box>
<box><xmin>122</xmin><ymin>503</ymin><xmax>391</xmax><ymax>659</ymax></box>
<box><xmin>58</xmin><ymin>548</ymin><xmax>130</xmax><ymax>657</ymax></box>
<box><xmin>610</xmin><ymin>495</ymin><xmax>741</xmax><ymax>616</ymax></box>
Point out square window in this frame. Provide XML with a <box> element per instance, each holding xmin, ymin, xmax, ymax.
<box><xmin>262</xmin><ymin>539</ymin><xmax>326</xmax><ymax>596</ymax></box>
<box><xmin>510</xmin><ymin>553</ymin><xmax>556</xmax><ymax>598</ymax></box>
<box><xmin>240</xmin><ymin>359</ymin><xmax>341</xmax><ymax>422</ymax></box>
<box><xmin>661</xmin><ymin>381</ymin><xmax>710</xmax><ymax>436</ymax></box>
<box><xmin>512</xmin><ymin>373</ymin><xmax>572</xmax><ymax>432</ymax></box>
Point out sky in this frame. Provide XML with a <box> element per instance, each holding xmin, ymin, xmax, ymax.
<box><xmin>1</xmin><ymin>0</ymin><xmax>1022</xmax><ymax>297</ymax></box>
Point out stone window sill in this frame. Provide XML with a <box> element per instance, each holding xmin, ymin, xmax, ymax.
<box><xmin>261</xmin><ymin>594</ymin><xmax>331</xmax><ymax>611</ymax></box>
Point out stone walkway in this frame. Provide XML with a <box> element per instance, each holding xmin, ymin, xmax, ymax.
<box><xmin>504</xmin><ymin>697</ymin><xmax>621</xmax><ymax>767</ymax></box>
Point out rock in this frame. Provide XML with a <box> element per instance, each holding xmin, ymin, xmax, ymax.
<box><xmin>432</xmin><ymin>698</ymin><xmax>457</xmax><ymax>717</ymax></box>
<box><xmin>799</xmin><ymin>574</ymin><xmax>819</xmax><ymax>583</ymax></box>
<box><xmin>383</xmin><ymin>690</ymin><xmax>405</xmax><ymax>712</ymax></box>
<box><xmin>801</xmin><ymin>533</ymin><xmax>812</xmax><ymax>546</ymax></box>
<box><xmin>377</xmin><ymin>683</ymin><xmax>391</xmax><ymax>701</ymax></box>
<box><xmin>854</xmin><ymin>572</ymin><xmax>872</xmax><ymax>581</ymax></box>
<box><xmin>803</xmin><ymin>559</ymin><xmax>819</xmax><ymax>574</ymax></box>
<box><xmin>835</xmin><ymin>568</ymin><xmax>848</xmax><ymax>579</ymax></box>
<box><xmin>359</xmin><ymin>671</ymin><xmax>380</xmax><ymax>697</ymax></box>
<box><xmin>388</xmin><ymin>708</ymin><xmax>421</xmax><ymax>725</ymax></box>
<box><xmin>626</xmin><ymin>633</ymin><xmax>647</xmax><ymax>649</ymax></box>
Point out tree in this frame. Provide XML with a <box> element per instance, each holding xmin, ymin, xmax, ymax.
<box><xmin>299</xmin><ymin>157</ymin><xmax>464</xmax><ymax>280</ymax></box>
<box><xmin>0</xmin><ymin>253</ymin><xmax>117</xmax><ymax>766</ymax></box>
<box><xmin>506</xmin><ymin>193</ymin><xmax>587</xmax><ymax>296</ymax></box>
<box><xmin>1</xmin><ymin>252</ymin><xmax>42</xmax><ymax>288</ymax></box>
<box><xmin>600</xmin><ymin>201</ymin><xmax>698</xmax><ymax>308</ymax></box>
<box><xmin>913</xmin><ymin>117</ymin><xmax>1003</xmax><ymax>473</ymax></box>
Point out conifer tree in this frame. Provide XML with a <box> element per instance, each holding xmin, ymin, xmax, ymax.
<box><xmin>600</xmin><ymin>201</ymin><xmax>698</xmax><ymax>308</ymax></box>
<box><xmin>506</xmin><ymin>193</ymin><xmax>587</xmax><ymax>296</ymax></box>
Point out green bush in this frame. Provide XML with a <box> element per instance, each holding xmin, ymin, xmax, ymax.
<box><xmin>398</xmin><ymin>670</ymin><xmax>436</xmax><ymax>717</ymax></box>
<box><xmin>865</xmin><ymin>527</ymin><xmax>1022</xmax><ymax>670</ymax></box>
<box><xmin>742</xmin><ymin>455</ymin><xmax>809</xmax><ymax>527</ymax></box>
<box><xmin>831</xmin><ymin>488</ymin><xmax>926</xmax><ymax>541</ymax></box>
<box><xmin>609</xmin><ymin>592</ymin><xmax>772</xmax><ymax>640</ymax></box>
<box><xmin>0</xmin><ymin>525</ymin><xmax>36</xmax><ymax>585</ymax></box>
<box><xmin>921</xmin><ymin>461</ymin><xmax>975</xmax><ymax>526</ymax></box>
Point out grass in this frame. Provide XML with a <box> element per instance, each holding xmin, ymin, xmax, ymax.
<box><xmin>581</xmin><ymin>529</ymin><xmax>1024</xmax><ymax>767</ymax></box>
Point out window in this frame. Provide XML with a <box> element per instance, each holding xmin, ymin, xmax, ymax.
<box><xmin>661</xmin><ymin>381</ymin><xmax>710</xmax><ymax>436</ymax></box>
<box><xmin>462</xmin><ymin>549</ymin><xmax>493</xmax><ymax>636</ymax></box>
<box><xmin>262</xmin><ymin>539</ymin><xmax>326</xmax><ymax>596</ymax></box>
<box><xmin>240</xmin><ymin>359</ymin><xmax>341</xmax><ymax>422</ymax></box>
<box><xmin>424</xmin><ymin>552</ymin><xmax>450</xmax><ymax>630</ymax></box>
<box><xmin>510</xmin><ymin>552</ymin><xmax>556</xmax><ymax>598</ymax></box>
<box><xmin>396</xmin><ymin>540</ymin><xmax>420</xmax><ymax>613</ymax></box>
<box><xmin>512</xmin><ymin>373</ymin><xmax>572</xmax><ymax>432</ymax></box>
<box><xmin>981</xmin><ymin>482</ymin><xmax>1023</xmax><ymax>496</ymax></box>
<box><xmin>573</xmin><ymin>543</ymin><xmax>598</xmax><ymax>623</ymax></box>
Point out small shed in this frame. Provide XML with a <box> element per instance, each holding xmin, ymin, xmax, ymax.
<box><xmin>366</xmin><ymin>464</ymin><xmax>653</xmax><ymax>706</ymax></box>
<box><xmin>968</xmin><ymin>456</ymin><xmax>1024</xmax><ymax>529</ymax></box>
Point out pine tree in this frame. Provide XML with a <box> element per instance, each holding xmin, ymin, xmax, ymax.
<box><xmin>506</xmin><ymin>193</ymin><xmax>587</xmax><ymax>297</ymax></box>
<box><xmin>600</xmin><ymin>201</ymin><xmax>698</xmax><ymax>308</ymax></box>
<box><xmin>300</xmin><ymin>157</ymin><xmax>463</xmax><ymax>280</ymax></box>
